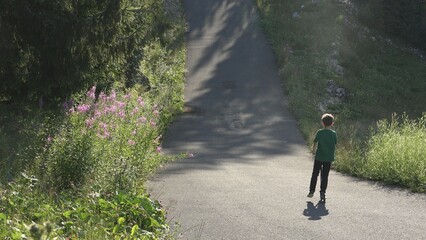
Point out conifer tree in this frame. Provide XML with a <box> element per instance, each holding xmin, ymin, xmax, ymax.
<box><xmin>0</xmin><ymin>0</ymin><xmax>166</xmax><ymax>103</ymax></box>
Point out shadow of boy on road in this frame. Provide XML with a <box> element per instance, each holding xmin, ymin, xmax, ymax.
<box><xmin>303</xmin><ymin>201</ymin><xmax>329</xmax><ymax>220</ymax></box>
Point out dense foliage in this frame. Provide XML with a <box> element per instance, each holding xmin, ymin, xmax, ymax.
<box><xmin>0</xmin><ymin>0</ymin><xmax>187</xmax><ymax>238</ymax></box>
<box><xmin>1</xmin><ymin>177</ymin><xmax>170</xmax><ymax>239</ymax></box>
<box><xmin>353</xmin><ymin>0</ymin><xmax>426</xmax><ymax>50</ymax></box>
<box><xmin>34</xmin><ymin>86</ymin><xmax>166</xmax><ymax>193</ymax></box>
<box><xmin>0</xmin><ymin>0</ymin><xmax>167</xmax><ymax>103</ymax></box>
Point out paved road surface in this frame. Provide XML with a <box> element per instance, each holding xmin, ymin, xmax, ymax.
<box><xmin>148</xmin><ymin>0</ymin><xmax>426</xmax><ymax>239</ymax></box>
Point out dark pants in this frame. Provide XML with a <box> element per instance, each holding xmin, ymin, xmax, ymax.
<box><xmin>309</xmin><ymin>160</ymin><xmax>332</xmax><ymax>194</ymax></box>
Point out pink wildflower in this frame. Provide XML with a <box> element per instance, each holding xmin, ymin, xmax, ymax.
<box><xmin>77</xmin><ymin>104</ymin><xmax>91</xmax><ymax>113</ymax></box>
<box><xmin>99</xmin><ymin>130</ymin><xmax>110</xmax><ymax>139</ymax></box>
<box><xmin>153</xmin><ymin>109</ymin><xmax>159</xmax><ymax>116</ymax></box>
<box><xmin>99</xmin><ymin>92</ymin><xmax>107</xmax><ymax>102</ymax></box>
<box><xmin>150</xmin><ymin>119</ymin><xmax>156</xmax><ymax>127</ymax></box>
<box><xmin>86</xmin><ymin>86</ymin><xmax>96</xmax><ymax>99</ymax></box>
<box><xmin>118</xmin><ymin>111</ymin><xmax>126</xmax><ymax>118</ymax></box>
<box><xmin>99</xmin><ymin>122</ymin><xmax>108</xmax><ymax>130</ymax></box>
<box><xmin>94</xmin><ymin>110</ymin><xmax>102</xmax><ymax>119</ymax></box>
<box><xmin>124</xmin><ymin>93</ymin><xmax>131</xmax><ymax>100</ymax></box>
<box><xmin>132</xmin><ymin>107</ymin><xmax>139</xmax><ymax>115</ymax></box>
<box><xmin>156</xmin><ymin>146</ymin><xmax>162</xmax><ymax>153</ymax></box>
<box><xmin>137</xmin><ymin>97</ymin><xmax>145</xmax><ymax>107</ymax></box>
<box><xmin>128</xmin><ymin>139</ymin><xmax>136</xmax><ymax>146</ymax></box>
<box><xmin>85</xmin><ymin>118</ymin><xmax>95</xmax><ymax>128</ymax></box>
<box><xmin>132</xmin><ymin>130</ymin><xmax>137</xmax><ymax>135</ymax></box>
<box><xmin>138</xmin><ymin>117</ymin><xmax>147</xmax><ymax>123</ymax></box>
<box><xmin>116</xmin><ymin>101</ymin><xmax>126</xmax><ymax>109</ymax></box>
<box><xmin>188</xmin><ymin>153</ymin><xmax>195</xmax><ymax>158</ymax></box>
<box><xmin>46</xmin><ymin>136</ymin><xmax>53</xmax><ymax>144</ymax></box>
<box><xmin>62</xmin><ymin>99</ymin><xmax>74</xmax><ymax>112</ymax></box>
<box><xmin>105</xmin><ymin>105</ymin><xmax>117</xmax><ymax>114</ymax></box>
<box><xmin>107</xmin><ymin>91</ymin><xmax>116</xmax><ymax>102</ymax></box>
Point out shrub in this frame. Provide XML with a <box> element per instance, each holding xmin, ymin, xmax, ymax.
<box><xmin>40</xmin><ymin>124</ymin><xmax>94</xmax><ymax>191</ymax></box>
<box><xmin>34</xmin><ymin>86</ymin><xmax>165</xmax><ymax>193</ymax></box>
<box><xmin>0</xmin><ymin>176</ymin><xmax>170</xmax><ymax>239</ymax></box>
<box><xmin>140</xmin><ymin>40</ymin><xmax>185</xmax><ymax>119</ymax></box>
<box><xmin>363</xmin><ymin>114</ymin><xmax>426</xmax><ymax>192</ymax></box>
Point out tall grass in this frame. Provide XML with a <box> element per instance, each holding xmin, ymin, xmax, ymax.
<box><xmin>363</xmin><ymin>114</ymin><xmax>426</xmax><ymax>192</ymax></box>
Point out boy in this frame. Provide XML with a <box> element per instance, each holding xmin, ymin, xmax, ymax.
<box><xmin>307</xmin><ymin>113</ymin><xmax>337</xmax><ymax>202</ymax></box>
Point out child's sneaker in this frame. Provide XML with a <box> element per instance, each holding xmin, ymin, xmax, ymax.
<box><xmin>307</xmin><ymin>192</ymin><xmax>314</xmax><ymax>198</ymax></box>
<box><xmin>320</xmin><ymin>192</ymin><xmax>326</xmax><ymax>202</ymax></box>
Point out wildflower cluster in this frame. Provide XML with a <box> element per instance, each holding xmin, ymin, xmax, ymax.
<box><xmin>71</xmin><ymin>87</ymin><xmax>159</xmax><ymax>143</ymax></box>
<box><xmin>40</xmin><ymin>86</ymin><xmax>165</xmax><ymax>192</ymax></box>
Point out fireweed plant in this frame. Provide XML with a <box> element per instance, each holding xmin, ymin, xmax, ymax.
<box><xmin>0</xmin><ymin>86</ymin><xmax>180</xmax><ymax>238</ymax></box>
<box><xmin>35</xmin><ymin>86</ymin><xmax>166</xmax><ymax>193</ymax></box>
<box><xmin>0</xmin><ymin>86</ymin><xmax>182</xmax><ymax>238</ymax></box>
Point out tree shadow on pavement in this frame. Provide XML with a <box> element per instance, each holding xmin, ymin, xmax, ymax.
<box><xmin>303</xmin><ymin>201</ymin><xmax>329</xmax><ymax>221</ymax></box>
<box><xmin>158</xmin><ymin>0</ymin><xmax>308</xmax><ymax>175</ymax></box>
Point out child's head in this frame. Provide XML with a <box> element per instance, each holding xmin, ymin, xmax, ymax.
<box><xmin>321</xmin><ymin>113</ymin><xmax>334</xmax><ymax>127</ymax></box>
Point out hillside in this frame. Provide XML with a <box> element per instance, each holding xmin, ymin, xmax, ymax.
<box><xmin>256</xmin><ymin>0</ymin><xmax>426</xmax><ymax>192</ymax></box>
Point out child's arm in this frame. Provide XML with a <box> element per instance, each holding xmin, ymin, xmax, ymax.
<box><xmin>312</xmin><ymin>142</ymin><xmax>317</xmax><ymax>155</ymax></box>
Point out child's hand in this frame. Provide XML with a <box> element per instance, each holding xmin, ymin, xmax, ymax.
<box><xmin>312</xmin><ymin>142</ymin><xmax>317</xmax><ymax>156</ymax></box>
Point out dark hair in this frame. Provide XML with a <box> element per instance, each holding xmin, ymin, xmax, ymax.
<box><xmin>321</xmin><ymin>113</ymin><xmax>334</xmax><ymax>127</ymax></box>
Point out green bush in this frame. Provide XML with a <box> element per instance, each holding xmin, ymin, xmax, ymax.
<box><xmin>41</xmin><ymin>125</ymin><xmax>94</xmax><ymax>191</ymax></box>
<box><xmin>0</xmin><ymin>176</ymin><xmax>170</xmax><ymax>239</ymax></box>
<box><xmin>140</xmin><ymin>40</ymin><xmax>186</xmax><ymax>118</ymax></box>
<box><xmin>34</xmin><ymin>86</ymin><xmax>166</xmax><ymax>193</ymax></box>
<box><xmin>363</xmin><ymin>114</ymin><xmax>426</xmax><ymax>192</ymax></box>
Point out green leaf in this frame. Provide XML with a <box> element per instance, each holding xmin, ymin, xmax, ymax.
<box><xmin>117</xmin><ymin>217</ymin><xmax>125</xmax><ymax>225</ymax></box>
<box><xmin>12</xmin><ymin>231</ymin><xmax>22</xmax><ymax>240</ymax></box>
<box><xmin>131</xmin><ymin>224</ymin><xmax>139</xmax><ymax>236</ymax></box>
<box><xmin>98</xmin><ymin>198</ymin><xmax>109</xmax><ymax>209</ymax></box>
<box><xmin>63</xmin><ymin>210</ymin><xmax>72</xmax><ymax>219</ymax></box>
<box><xmin>0</xmin><ymin>213</ymin><xmax>6</xmax><ymax>223</ymax></box>
<box><xmin>79</xmin><ymin>212</ymin><xmax>89</xmax><ymax>221</ymax></box>
<box><xmin>33</xmin><ymin>212</ymin><xmax>44</xmax><ymax>218</ymax></box>
<box><xmin>149</xmin><ymin>217</ymin><xmax>161</xmax><ymax>228</ymax></box>
<box><xmin>8</xmin><ymin>199</ymin><xmax>15</xmax><ymax>207</ymax></box>
<box><xmin>112</xmin><ymin>225</ymin><xmax>120</xmax><ymax>234</ymax></box>
<box><xmin>140</xmin><ymin>197</ymin><xmax>155</xmax><ymax>214</ymax></box>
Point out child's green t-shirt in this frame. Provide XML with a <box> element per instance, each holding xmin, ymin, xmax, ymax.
<box><xmin>314</xmin><ymin>129</ymin><xmax>337</xmax><ymax>162</ymax></box>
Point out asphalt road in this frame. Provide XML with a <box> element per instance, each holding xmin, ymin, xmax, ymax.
<box><xmin>148</xmin><ymin>0</ymin><xmax>426</xmax><ymax>239</ymax></box>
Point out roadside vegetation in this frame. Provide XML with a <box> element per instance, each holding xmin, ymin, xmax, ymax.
<box><xmin>256</xmin><ymin>0</ymin><xmax>426</xmax><ymax>192</ymax></box>
<box><xmin>0</xmin><ymin>0</ymin><xmax>186</xmax><ymax>238</ymax></box>
<box><xmin>1</xmin><ymin>0</ymin><xmax>424</xmax><ymax>238</ymax></box>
